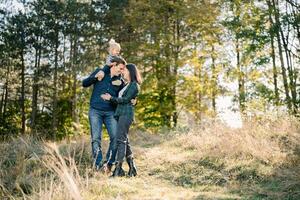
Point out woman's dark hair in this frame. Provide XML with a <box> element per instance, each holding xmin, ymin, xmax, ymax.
<box><xmin>126</xmin><ymin>63</ymin><xmax>142</xmax><ymax>84</ymax></box>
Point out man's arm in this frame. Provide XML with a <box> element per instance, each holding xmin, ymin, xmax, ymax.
<box><xmin>82</xmin><ymin>68</ymin><xmax>100</xmax><ymax>87</ymax></box>
<box><xmin>102</xmin><ymin>65</ymin><xmax>110</xmax><ymax>74</ymax></box>
<box><xmin>93</xmin><ymin>65</ymin><xmax>111</xmax><ymax>82</ymax></box>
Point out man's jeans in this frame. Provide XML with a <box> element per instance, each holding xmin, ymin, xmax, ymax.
<box><xmin>89</xmin><ymin>107</ymin><xmax>117</xmax><ymax>168</ymax></box>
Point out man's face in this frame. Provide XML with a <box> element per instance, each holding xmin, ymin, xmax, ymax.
<box><xmin>112</xmin><ymin>63</ymin><xmax>122</xmax><ymax>76</ymax></box>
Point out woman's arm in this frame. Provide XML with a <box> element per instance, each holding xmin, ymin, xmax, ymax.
<box><xmin>111</xmin><ymin>83</ymin><xmax>139</xmax><ymax>104</ymax></box>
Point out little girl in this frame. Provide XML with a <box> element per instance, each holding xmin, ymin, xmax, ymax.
<box><xmin>106</xmin><ymin>38</ymin><xmax>121</xmax><ymax>66</ymax></box>
<box><xmin>94</xmin><ymin>39</ymin><xmax>121</xmax><ymax>81</ymax></box>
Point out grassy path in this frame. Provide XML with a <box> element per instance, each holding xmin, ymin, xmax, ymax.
<box><xmin>1</xmin><ymin>118</ymin><xmax>299</xmax><ymax>199</ymax></box>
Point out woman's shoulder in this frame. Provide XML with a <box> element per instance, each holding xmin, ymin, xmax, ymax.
<box><xmin>130</xmin><ymin>82</ymin><xmax>140</xmax><ymax>90</ymax></box>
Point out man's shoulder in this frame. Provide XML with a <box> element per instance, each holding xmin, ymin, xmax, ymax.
<box><xmin>100</xmin><ymin>64</ymin><xmax>109</xmax><ymax>69</ymax></box>
<box><xmin>101</xmin><ymin>65</ymin><xmax>111</xmax><ymax>74</ymax></box>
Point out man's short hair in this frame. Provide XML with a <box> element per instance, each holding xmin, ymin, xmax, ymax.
<box><xmin>110</xmin><ymin>56</ymin><xmax>126</xmax><ymax>65</ymax></box>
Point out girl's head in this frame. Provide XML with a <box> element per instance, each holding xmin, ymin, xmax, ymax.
<box><xmin>123</xmin><ymin>64</ymin><xmax>142</xmax><ymax>84</ymax></box>
<box><xmin>108</xmin><ymin>38</ymin><xmax>121</xmax><ymax>56</ymax></box>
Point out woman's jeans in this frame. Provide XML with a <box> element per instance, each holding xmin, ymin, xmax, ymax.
<box><xmin>116</xmin><ymin>114</ymin><xmax>134</xmax><ymax>162</ymax></box>
<box><xmin>89</xmin><ymin>107</ymin><xmax>117</xmax><ymax>168</ymax></box>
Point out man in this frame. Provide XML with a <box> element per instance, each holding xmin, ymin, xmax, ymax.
<box><xmin>82</xmin><ymin>56</ymin><xmax>126</xmax><ymax>171</ymax></box>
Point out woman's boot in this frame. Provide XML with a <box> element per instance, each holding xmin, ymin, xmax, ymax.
<box><xmin>126</xmin><ymin>156</ymin><xmax>137</xmax><ymax>177</ymax></box>
<box><xmin>112</xmin><ymin>162</ymin><xmax>125</xmax><ymax>177</ymax></box>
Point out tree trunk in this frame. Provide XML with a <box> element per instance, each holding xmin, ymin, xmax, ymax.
<box><xmin>69</xmin><ymin>38</ymin><xmax>73</xmax><ymax>93</ymax></box>
<box><xmin>62</xmin><ymin>34</ymin><xmax>66</xmax><ymax>92</ymax></box>
<box><xmin>211</xmin><ymin>45</ymin><xmax>217</xmax><ymax>113</ymax></box>
<box><xmin>31</xmin><ymin>44</ymin><xmax>41</xmax><ymax>132</ymax></box>
<box><xmin>0</xmin><ymin>84</ymin><xmax>4</xmax><ymax>116</ymax></box>
<box><xmin>266</xmin><ymin>0</ymin><xmax>291</xmax><ymax>110</ymax></box>
<box><xmin>278</xmin><ymin>12</ymin><xmax>297</xmax><ymax>112</ymax></box>
<box><xmin>268</xmin><ymin>0</ymin><xmax>292</xmax><ymax>111</ymax></box>
<box><xmin>270</xmin><ymin>34</ymin><xmax>280</xmax><ymax>106</ymax></box>
<box><xmin>171</xmin><ymin>16</ymin><xmax>180</xmax><ymax>127</ymax></box>
<box><xmin>1</xmin><ymin>64</ymin><xmax>10</xmax><ymax>117</ymax></box>
<box><xmin>236</xmin><ymin>39</ymin><xmax>245</xmax><ymax>112</ymax></box>
<box><xmin>52</xmin><ymin>30</ymin><xmax>59</xmax><ymax>139</ymax></box>
<box><xmin>268</xmin><ymin>10</ymin><xmax>280</xmax><ymax>106</ymax></box>
<box><xmin>20</xmin><ymin>49</ymin><xmax>26</xmax><ymax>134</ymax></box>
<box><xmin>197</xmin><ymin>64</ymin><xmax>202</xmax><ymax>122</ymax></box>
<box><xmin>72</xmin><ymin>36</ymin><xmax>78</xmax><ymax>124</ymax></box>
<box><xmin>3</xmin><ymin>78</ymin><xmax>8</xmax><ymax>118</ymax></box>
<box><xmin>286</xmin><ymin>0</ymin><xmax>300</xmax><ymax>42</ymax></box>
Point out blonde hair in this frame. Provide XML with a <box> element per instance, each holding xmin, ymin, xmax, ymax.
<box><xmin>108</xmin><ymin>38</ymin><xmax>121</xmax><ymax>54</ymax></box>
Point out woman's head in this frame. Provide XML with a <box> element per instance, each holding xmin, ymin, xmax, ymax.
<box><xmin>123</xmin><ymin>64</ymin><xmax>142</xmax><ymax>84</ymax></box>
<box><xmin>108</xmin><ymin>38</ymin><xmax>121</xmax><ymax>56</ymax></box>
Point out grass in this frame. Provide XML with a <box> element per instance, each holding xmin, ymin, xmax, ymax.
<box><xmin>0</xmin><ymin>115</ymin><xmax>299</xmax><ymax>199</ymax></box>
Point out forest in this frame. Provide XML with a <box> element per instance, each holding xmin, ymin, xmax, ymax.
<box><xmin>1</xmin><ymin>1</ymin><xmax>300</xmax><ymax>199</ymax></box>
<box><xmin>0</xmin><ymin>0</ymin><xmax>299</xmax><ymax>138</ymax></box>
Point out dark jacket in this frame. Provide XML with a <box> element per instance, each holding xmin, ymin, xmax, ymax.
<box><xmin>110</xmin><ymin>82</ymin><xmax>139</xmax><ymax>117</ymax></box>
<box><xmin>82</xmin><ymin>66</ymin><xmax>124</xmax><ymax>111</ymax></box>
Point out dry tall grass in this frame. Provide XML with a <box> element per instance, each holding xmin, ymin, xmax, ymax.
<box><xmin>0</xmin><ymin>115</ymin><xmax>299</xmax><ymax>199</ymax></box>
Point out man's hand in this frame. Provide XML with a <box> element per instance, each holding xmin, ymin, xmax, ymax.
<box><xmin>95</xmin><ymin>71</ymin><xmax>105</xmax><ymax>81</ymax></box>
<box><xmin>131</xmin><ymin>98</ymin><xmax>137</xmax><ymax>105</ymax></box>
<box><xmin>101</xmin><ymin>93</ymin><xmax>111</xmax><ymax>101</ymax></box>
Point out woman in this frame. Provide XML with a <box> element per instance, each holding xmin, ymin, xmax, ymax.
<box><xmin>101</xmin><ymin>63</ymin><xmax>142</xmax><ymax>177</ymax></box>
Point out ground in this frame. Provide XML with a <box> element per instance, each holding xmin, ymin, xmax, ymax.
<box><xmin>0</xmin><ymin>117</ymin><xmax>299</xmax><ymax>199</ymax></box>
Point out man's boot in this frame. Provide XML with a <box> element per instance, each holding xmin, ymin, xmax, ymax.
<box><xmin>112</xmin><ymin>162</ymin><xmax>125</xmax><ymax>177</ymax></box>
<box><xmin>126</xmin><ymin>156</ymin><xmax>137</xmax><ymax>177</ymax></box>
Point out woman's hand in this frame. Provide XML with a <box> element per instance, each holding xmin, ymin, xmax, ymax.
<box><xmin>101</xmin><ymin>93</ymin><xmax>112</xmax><ymax>101</ymax></box>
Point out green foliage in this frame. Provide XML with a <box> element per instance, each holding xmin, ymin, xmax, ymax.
<box><xmin>0</xmin><ymin>101</ymin><xmax>21</xmax><ymax>138</ymax></box>
<box><xmin>0</xmin><ymin>0</ymin><xmax>299</xmax><ymax>138</ymax></box>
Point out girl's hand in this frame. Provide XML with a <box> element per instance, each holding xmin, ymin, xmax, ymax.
<box><xmin>95</xmin><ymin>71</ymin><xmax>105</xmax><ymax>81</ymax></box>
<box><xmin>101</xmin><ymin>93</ymin><xmax>111</xmax><ymax>101</ymax></box>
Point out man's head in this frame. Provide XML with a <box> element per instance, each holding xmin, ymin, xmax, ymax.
<box><xmin>110</xmin><ymin>56</ymin><xmax>126</xmax><ymax>76</ymax></box>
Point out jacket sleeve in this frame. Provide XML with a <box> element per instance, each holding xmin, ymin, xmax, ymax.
<box><xmin>82</xmin><ymin>68</ymin><xmax>100</xmax><ymax>87</ymax></box>
<box><xmin>110</xmin><ymin>83</ymin><xmax>139</xmax><ymax>104</ymax></box>
<box><xmin>101</xmin><ymin>65</ymin><xmax>110</xmax><ymax>74</ymax></box>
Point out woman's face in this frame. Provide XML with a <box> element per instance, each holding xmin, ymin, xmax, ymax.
<box><xmin>123</xmin><ymin>68</ymin><xmax>130</xmax><ymax>82</ymax></box>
